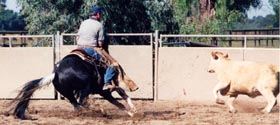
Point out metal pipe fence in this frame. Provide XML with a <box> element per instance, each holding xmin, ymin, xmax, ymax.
<box><xmin>60</xmin><ymin>33</ymin><xmax>154</xmax><ymax>46</ymax></box>
<box><xmin>159</xmin><ymin>34</ymin><xmax>280</xmax><ymax>48</ymax></box>
<box><xmin>0</xmin><ymin>35</ymin><xmax>55</xmax><ymax>48</ymax></box>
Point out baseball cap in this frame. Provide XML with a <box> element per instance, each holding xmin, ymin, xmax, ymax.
<box><xmin>91</xmin><ymin>6</ymin><xmax>102</xmax><ymax>13</ymax></box>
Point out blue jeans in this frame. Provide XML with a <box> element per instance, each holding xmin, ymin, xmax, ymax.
<box><xmin>82</xmin><ymin>47</ymin><xmax>102</xmax><ymax>61</ymax></box>
<box><xmin>104</xmin><ymin>66</ymin><xmax>116</xmax><ymax>84</ymax></box>
<box><xmin>81</xmin><ymin>47</ymin><xmax>116</xmax><ymax>85</ymax></box>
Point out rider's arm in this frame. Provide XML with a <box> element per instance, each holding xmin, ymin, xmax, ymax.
<box><xmin>98</xmin><ymin>40</ymin><xmax>103</xmax><ymax>47</ymax></box>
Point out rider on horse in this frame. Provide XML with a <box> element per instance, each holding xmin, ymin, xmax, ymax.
<box><xmin>76</xmin><ymin>6</ymin><xmax>117</xmax><ymax>91</ymax></box>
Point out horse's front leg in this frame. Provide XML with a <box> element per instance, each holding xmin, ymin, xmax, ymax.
<box><xmin>115</xmin><ymin>86</ymin><xmax>136</xmax><ymax>113</ymax></box>
<box><xmin>100</xmin><ymin>91</ymin><xmax>135</xmax><ymax>117</ymax></box>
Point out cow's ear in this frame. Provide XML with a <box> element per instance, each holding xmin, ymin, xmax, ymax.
<box><xmin>224</xmin><ymin>53</ymin><xmax>229</xmax><ymax>58</ymax></box>
<box><xmin>211</xmin><ymin>51</ymin><xmax>219</xmax><ymax>60</ymax></box>
<box><xmin>211</xmin><ymin>51</ymin><xmax>216</xmax><ymax>57</ymax></box>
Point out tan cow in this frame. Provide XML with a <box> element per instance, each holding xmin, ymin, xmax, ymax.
<box><xmin>208</xmin><ymin>51</ymin><xmax>279</xmax><ymax>113</ymax></box>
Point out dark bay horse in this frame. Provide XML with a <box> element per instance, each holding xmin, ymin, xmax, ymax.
<box><xmin>9</xmin><ymin>54</ymin><xmax>138</xmax><ymax>120</ymax></box>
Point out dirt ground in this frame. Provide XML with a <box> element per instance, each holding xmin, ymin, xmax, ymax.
<box><xmin>0</xmin><ymin>99</ymin><xmax>279</xmax><ymax>125</ymax></box>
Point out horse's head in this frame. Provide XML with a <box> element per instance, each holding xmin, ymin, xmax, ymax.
<box><xmin>115</xmin><ymin>65</ymin><xmax>139</xmax><ymax>92</ymax></box>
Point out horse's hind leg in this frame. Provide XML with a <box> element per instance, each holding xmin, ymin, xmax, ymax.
<box><xmin>53</xmin><ymin>79</ymin><xmax>80</xmax><ymax>111</ymax></box>
<box><xmin>55</xmin><ymin>87</ymin><xmax>80</xmax><ymax>111</ymax></box>
<box><xmin>78</xmin><ymin>86</ymin><xmax>92</xmax><ymax>108</ymax></box>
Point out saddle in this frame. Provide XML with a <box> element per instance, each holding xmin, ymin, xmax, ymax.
<box><xmin>69</xmin><ymin>48</ymin><xmax>103</xmax><ymax>85</ymax></box>
<box><xmin>69</xmin><ymin>49</ymin><xmax>97</xmax><ymax>65</ymax></box>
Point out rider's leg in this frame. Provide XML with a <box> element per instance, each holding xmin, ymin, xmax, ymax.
<box><xmin>80</xmin><ymin>47</ymin><xmax>115</xmax><ymax>91</ymax></box>
<box><xmin>103</xmin><ymin>66</ymin><xmax>116</xmax><ymax>91</ymax></box>
<box><xmin>81</xmin><ymin>47</ymin><xmax>102</xmax><ymax>61</ymax></box>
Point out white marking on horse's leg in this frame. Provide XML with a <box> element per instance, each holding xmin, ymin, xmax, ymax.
<box><xmin>126</xmin><ymin>98</ymin><xmax>136</xmax><ymax>112</ymax></box>
<box><xmin>127</xmin><ymin>98</ymin><xmax>133</xmax><ymax>108</ymax></box>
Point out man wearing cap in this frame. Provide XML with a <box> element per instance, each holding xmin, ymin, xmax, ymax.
<box><xmin>76</xmin><ymin>6</ymin><xmax>116</xmax><ymax>91</ymax></box>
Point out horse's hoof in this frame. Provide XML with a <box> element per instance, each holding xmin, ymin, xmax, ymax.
<box><xmin>229</xmin><ymin>109</ymin><xmax>237</xmax><ymax>113</ymax></box>
<box><xmin>127</xmin><ymin>111</ymin><xmax>134</xmax><ymax>117</ymax></box>
<box><xmin>15</xmin><ymin>114</ymin><xmax>29</xmax><ymax>120</ymax></box>
<box><xmin>131</xmin><ymin>107</ymin><xmax>137</xmax><ymax>113</ymax></box>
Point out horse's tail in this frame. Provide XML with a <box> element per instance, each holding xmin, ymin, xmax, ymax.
<box><xmin>9</xmin><ymin>73</ymin><xmax>55</xmax><ymax>119</ymax></box>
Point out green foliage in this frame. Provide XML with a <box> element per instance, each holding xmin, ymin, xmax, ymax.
<box><xmin>17</xmin><ymin>0</ymin><xmax>155</xmax><ymax>35</ymax></box>
<box><xmin>173</xmin><ymin>0</ymin><xmax>199</xmax><ymax>34</ymax></box>
<box><xmin>233</xmin><ymin>14</ymin><xmax>278</xmax><ymax>29</ymax></box>
<box><xmin>14</xmin><ymin>0</ymin><xmax>275</xmax><ymax>37</ymax></box>
<box><xmin>144</xmin><ymin>0</ymin><xmax>178</xmax><ymax>33</ymax></box>
<box><xmin>231</xmin><ymin>0</ymin><xmax>279</xmax><ymax>29</ymax></box>
<box><xmin>96</xmin><ymin>0</ymin><xmax>151</xmax><ymax>33</ymax></box>
<box><xmin>173</xmin><ymin>0</ymin><xmax>256</xmax><ymax>35</ymax></box>
<box><xmin>17</xmin><ymin>0</ymin><xmax>96</xmax><ymax>34</ymax></box>
<box><xmin>268</xmin><ymin>0</ymin><xmax>279</xmax><ymax>27</ymax></box>
<box><xmin>0</xmin><ymin>1</ymin><xmax>25</xmax><ymax>31</ymax></box>
<box><xmin>214</xmin><ymin>1</ymin><xmax>242</xmax><ymax>33</ymax></box>
<box><xmin>227</xmin><ymin>0</ymin><xmax>261</xmax><ymax>14</ymax></box>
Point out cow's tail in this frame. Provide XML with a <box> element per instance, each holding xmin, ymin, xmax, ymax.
<box><xmin>8</xmin><ymin>73</ymin><xmax>55</xmax><ymax>120</ymax></box>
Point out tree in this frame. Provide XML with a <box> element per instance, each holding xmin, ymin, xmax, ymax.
<box><xmin>233</xmin><ymin>14</ymin><xmax>277</xmax><ymax>29</ymax></box>
<box><xmin>173</xmin><ymin>0</ymin><xmax>262</xmax><ymax>34</ymax></box>
<box><xmin>96</xmin><ymin>0</ymin><xmax>151</xmax><ymax>33</ymax></box>
<box><xmin>269</xmin><ymin>0</ymin><xmax>279</xmax><ymax>27</ymax></box>
<box><xmin>17</xmin><ymin>0</ymin><xmax>153</xmax><ymax>37</ymax></box>
<box><xmin>17</xmin><ymin>0</ymin><xmax>95</xmax><ymax>34</ymax></box>
<box><xmin>0</xmin><ymin>0</ymin><xmax>6</xmax><ymax>8</ymax></box>
<box><xmin>0</xmin><ymin>0</ymin><xmax>25</xmax><ymax>31</ymax></box>
<box><xmin>144</xmin><ymin>0</ymin><xmax>179</xmax><ymax>34</ymax></box>
<box><xmin>95</xmin><ymin>0</ymin><xmax>153</xmax><ymax>45</ymax></box>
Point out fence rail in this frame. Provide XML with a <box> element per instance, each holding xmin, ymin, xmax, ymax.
<box><xmin>159</xmin><ymin>34</ymin><xmax>280</xmax><ymax>48</ymax></box>
<box><xmin>0</xmin><ymin>35</ymin><xmax>54</xmax><ymax>48</ymax></box>
<box><xmin>61</xmin><ymin>33</ymin><xmax>154</xmax><ymax>45</ymax></box>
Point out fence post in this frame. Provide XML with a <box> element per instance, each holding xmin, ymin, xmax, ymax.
<box><xmin>154</xmin><ymin>30</ymin><xmax>159</xmax><ymax>101</ymax></box>
<box><xmin>229</xmin><ymin>31</ymin><xmax>232</xmax><ymax>47</ymax></box>
<box><xmin>54</xmin><ymin>31</ymin><xmax>61</xmax><ymax>100</ymax></box>
<box><xmin>8</xmin><ymin>37</ymin><xmax>12</xmax><ymax>48</ymax></box>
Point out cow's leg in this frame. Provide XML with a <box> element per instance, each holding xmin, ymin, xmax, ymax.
<box><xmin>227</xmin><ymin>95</ymin><xmax>237</xmax><ymax>113</ymax></box>
<box><xmin>259</xmin><ymin>89</ymin><xmax>277</xmax><ymax>113</ymax></box>
<box><xmin>213</xmin><ymin>82</ymin><xmax>230</xmax><ymax>105</ymax></box>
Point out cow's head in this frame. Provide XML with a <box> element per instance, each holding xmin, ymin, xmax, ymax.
<box><xmin>207</xmin><ymin>51</ymin><xmax>229</xmax><ymax>73</ymax></box>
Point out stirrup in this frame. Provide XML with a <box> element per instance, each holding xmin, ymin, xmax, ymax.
<box><xmin>102</xmin><ymin>84</ymin><xmax>115</xmax><ymax>91</ymax></box>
